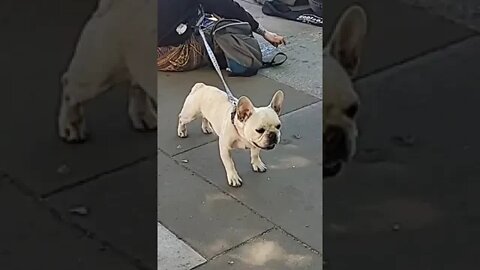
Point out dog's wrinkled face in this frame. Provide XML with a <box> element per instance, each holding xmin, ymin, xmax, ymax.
<box><xmin>236</xmin><ymin>90</ymin><xmax>284</xmax><ymax>150</ymax></box>
<box><xmin>323</xmin><ymin>5</ymin><xmax>367</xmax><ymax>177</ymax></box>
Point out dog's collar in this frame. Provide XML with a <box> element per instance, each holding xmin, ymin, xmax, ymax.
<box><xmin>230</xmin><ymin>107</ymin><xmax>236</xmax><ymax>125</ymax></box>
<box><xmin>230</xmin><ymin>106</ymin><xmax>242</xmax><ymax>135</ymax></box>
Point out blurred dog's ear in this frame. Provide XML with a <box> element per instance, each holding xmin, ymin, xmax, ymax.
<box><xmin>95</xmin><ymin>0</ymin><xmax>114</xmax><ymax>17</ymax></box>
<box><xmin>326</xmin><ymin>5</ymin><xmax>367</xmax><ymax>77</ymax></box>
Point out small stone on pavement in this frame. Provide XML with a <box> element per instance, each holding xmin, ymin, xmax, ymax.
<box><xmin>57</xmin><ymin>164</ymin><xmax>71</xmax><ymax>175</ymax></box>
<box><xmin>69</xmin><ymin>205</ymin><xmax>89</xmax><ymax>216</ymax></box>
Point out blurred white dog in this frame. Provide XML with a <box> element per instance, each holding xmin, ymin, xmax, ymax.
<box><xmin>323</xmin><ymin>5</ymin><xmax>368</xmax><ymax>177</ymax></box>
<box><xmin>58</xmin><ymin>0</ymin><xmax>157</xmax><ymax>142</ymax></box>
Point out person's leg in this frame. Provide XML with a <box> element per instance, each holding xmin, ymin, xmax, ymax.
<box><xmin>157</xmin><ymin>35</ymin><xmax>207</xmax><ymax>72</ymax></box>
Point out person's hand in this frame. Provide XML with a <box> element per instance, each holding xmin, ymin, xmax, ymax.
<box><xmin>264</xmin><ymin>31</ymin><xmax>286</xmax><ymax>47</ymax></box>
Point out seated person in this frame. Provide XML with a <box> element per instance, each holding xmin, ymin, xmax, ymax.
<box><xmin>158</xmin><ymin>0</ymin><xmax>286</xmax><ymax>71</ymax></box>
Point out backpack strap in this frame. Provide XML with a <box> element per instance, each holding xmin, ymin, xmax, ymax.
<box><xmin>263</xmin><ymin>52</ymin><xmax>288</xmax><ymax>67</ymax></box>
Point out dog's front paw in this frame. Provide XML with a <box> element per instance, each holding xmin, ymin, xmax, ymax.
<box><xmin>177</xmin><ymin>124</ymin><xmax>188</xmax><ymax>138</ymax></box>
<box><xmin>227</xmin><ymin>173</ymin><xmax>243</xmax><ymax>187</ymax></box>
<box><xmin>58</xmin><ymin>102</ymin><xmax>88</xmax><ymax>143</ymax></box>
<box><xmin>251</xmin><ymin>159</ymin><xmax>267</xmax><ymax>173</ymax></box>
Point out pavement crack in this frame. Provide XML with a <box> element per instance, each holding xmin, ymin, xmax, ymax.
<box><xmin>191</xmin><ymin>227</ymin><xmax>277</xmax><ymax>269</ymax></box>
<box><xmin>400</xmin><ymin>2</ymin><xmax>480</xmax><ymax>35</ymax></box>
<box><xmin>42</xmin><ymin>154</ymin><xmax>155</xmax><ymax>199</ymax></box>
<box><xmin>5</xmin><ymin>173</ymin><xmax>152</xmax><ymax>270</ymax></box>
<box><xmin>157</xmin><ymin>219</ymin><xmax>208</xmax><ymax>261</ymax></box>
<box><xmin>355</xmin><ymin>34</ymin><xmax>479</xmax><ymax>83</ymax></box>
<box><xmin>170</xmin><ymin>139</ymin><xmax>218</xmax><ymax>158</ymax></box>
<box><xmin>281</xmin><ymin>100</ymin><xmax>321</xmax><ymax>117</ymax></box>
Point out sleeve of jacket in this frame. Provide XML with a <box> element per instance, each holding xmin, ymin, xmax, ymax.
<box><xmin>198</xmin><ymin>0</ymin><xmax>260</xmax><ymax>30</ymax></box>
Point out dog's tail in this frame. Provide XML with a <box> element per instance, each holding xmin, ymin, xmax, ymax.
<box><xmin>191</xmin><ymin>83</ymin><xmax>205</xmax><ymax>93</ymax></box>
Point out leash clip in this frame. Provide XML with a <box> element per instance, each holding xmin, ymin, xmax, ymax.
<box><xmin>176</xmin><ymin>23</ymin><xmax>188</xmax><ymax>35</ymax></box>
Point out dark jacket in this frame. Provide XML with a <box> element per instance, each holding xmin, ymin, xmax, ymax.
<box><xmin>158</xmin><ymin>0</ymin><xmax>259</xmax><ymax>47</ymax></box>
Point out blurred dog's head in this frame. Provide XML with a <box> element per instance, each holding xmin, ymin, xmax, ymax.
<box><xmin>323</xmin><ymin>5</ymin><xmax>368</xmax><ymax>177</ymax></box>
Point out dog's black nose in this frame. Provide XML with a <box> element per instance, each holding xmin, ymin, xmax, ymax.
<box><xmin>324</xmin><ymin>125</ymin><xmax>348</xmax><ymax>161</ymax></box>
<box><xmin>268</xmin><ymin>132</ymin><xmax>277</xmax><ymax>144</ymax></box>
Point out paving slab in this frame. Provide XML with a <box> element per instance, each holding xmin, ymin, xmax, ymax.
<box><xmin>0</xmin><ymin>0</ymin><xmax>156</xmax><ymax>195</ymax></box>
<box><xmin>324</xmin><ymin>37</ymin><xmax>480</xmax><ymax>269</ymax></box>
<box><xmin>0</xmin><ymin>178</ymin><xmax>138</xmax><ymax>270</ymax></box>
<box><xmin>47</xmin><ymin>158</ymin><xmax>157</xmax><ymax>270</ymax></box>
<box><xmin>158</xmin><ymin>151</ymin><xmax>274</xmax><ymax>259</ymax></box>
<box><xmin>158</xmin><ymin>70</ymin><xmax>319</xmax><ymax>156</ymax></box>
<box><xmin>322</xmin><ymin>0</ymin><xmax>475</xmax><ymax>78</ymax></box>
<box><xmin>173</xmin><ymin>102</ymin><xmax>322</xmax><ymax>251</ymax></box>
<box><xmin>238</xmin><ymin>0</ymin><xmax>322</xmax><ymax>98</ymax></box>
<box><xmin>158</xmin><ymin>222</ymin><xmax>206</xmax><ymax>270</ymax></box>
<box><xmin>401</xmin><ymin>0</ymin><xmax>480</xmax><ymax>32</ymax></box>
<box><xmin>197</xmin><ymin>228</ymin><xmax>322</xmax><ymax>270</ymax></box>
<box><xmin>0</xmin><ymin>84</ymin><xmax>156</xmax><ymax>195</ymax></box>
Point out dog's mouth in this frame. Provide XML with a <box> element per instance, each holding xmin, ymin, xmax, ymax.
<box><xmin>323</xmin><ymin>161</ymin><xmax>343</xmax><ymax>177</ymax></box>
<box><xmin>253</xmin><ymin>141</ymin><xmax>276</xmax><ymax>150</ymax></box>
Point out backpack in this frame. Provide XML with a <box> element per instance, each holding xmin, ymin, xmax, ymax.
<box><xmin>200</xmin><ymin>16</ymin><xmax>287</xmax><ymax>77</ymax></box>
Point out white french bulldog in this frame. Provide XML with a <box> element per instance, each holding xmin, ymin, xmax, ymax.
<box><xmin>323</xmin><ymin>5</ymin><xmax>368</xmax><ymax>177</ymax></box>
<box><xmin>177</xmin><ymin>83</ymin><xmax>285</xmax><ymax>187</ymax></box>
<box><xmin>57</xmin><ymin>0</ymin><xmax>157</xmax><ymax>143</ymax></box>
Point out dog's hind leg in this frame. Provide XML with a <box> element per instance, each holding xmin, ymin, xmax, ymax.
<box><xmin>123</xmin><ymin>0</ymin><xmax>157</xmax><ymax>103</ymax></box>
<box><xmin>201</xmin><ymin>118</ymin><xmax>213</xmax><ymax>134</ymax></box>
<box><xmin>128</xmin><ymin>84</ymin><xmax>157</xmax><ymax>131</ymax></box>
<box><xmin>122</xmin><ymin>3</ymin><xmax>158</xmax><ymax>133</ymax></box>
<box><xmin>177</xmin><ymin>96</ymin><xmax>199</xmax><ymax>138</ymax></box>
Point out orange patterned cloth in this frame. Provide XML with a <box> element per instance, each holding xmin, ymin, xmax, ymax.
<box><xmin>157</xmin><ymin>35</ymin><xmax>206</xmax><ymax>71</ymax></box>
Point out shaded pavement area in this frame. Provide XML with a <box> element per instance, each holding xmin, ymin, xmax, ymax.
<box><xmin>1</xmin><ymin>1</ymin><xmax>156</xmax><ymax>269</ymax></box>
<box><xmin>324</xmin><ymin>0</ymin><xmax>480</xmax><ymax>269</ymax></box>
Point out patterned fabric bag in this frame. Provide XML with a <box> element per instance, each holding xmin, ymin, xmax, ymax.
<box><xmin>157</xmin><ymin>35</ymin><xmax>206</xmax><ymax>72</ymax></box>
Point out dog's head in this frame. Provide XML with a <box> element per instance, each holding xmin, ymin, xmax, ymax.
<box><xmin>323</xmin><ymin>5</ymin><xmax>368</xmax><ymax>177</ymax></box>
<box><xmin>236</xmin><ymin>90</ymin><xmax>285</xmax><ymax>150</ymax></box>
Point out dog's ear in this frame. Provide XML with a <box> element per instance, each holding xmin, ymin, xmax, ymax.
<box><xmin>95</xmin><ymin>0</ymin><xmax>114</xmax><ymax>17</ymax></box>
<box><xmin>269</xmin><ymin>90</ymin><xmax>284</xmax><ymax>115</ymax></box>
<box><xmin>237</xmin><ymin>96</ymin><xmax>255</xmax><ymax>122</ymax></box>
<box><xmin>326</xmin><ymin>5</ymin><xmax>367</xmax><ymax>77</ymax></box>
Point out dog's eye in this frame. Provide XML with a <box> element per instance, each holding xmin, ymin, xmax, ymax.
<box><xmin>256</xmin><ymin>128</ymin><xmax>265</xmax><ymax>133</ymax></box>
<box><xmin>276</xmin><ymin>124</ymin><xmax>281</xmax><ymax>129</ymax></box>
<box><xmin>344</xmin><ymin>104</ymin><xmax>358</xmax><ymax>118</ymax></box>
